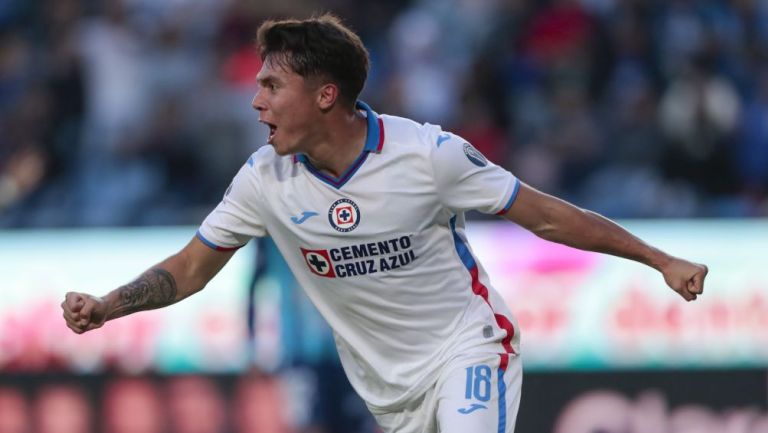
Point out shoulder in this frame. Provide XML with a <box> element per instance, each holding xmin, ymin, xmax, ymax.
<box><xmin>247</xmin><ymin>145</ymin><xmax>278</xmax><ymax>168</ymax></box>
<box><xmin>379</xmin><ymin>114</ymin><xmax>446</xmax><ymax>154</ymax></box>
<box><xmin>379</xmin><ymin>114</ymin><xmax>475</xmax><ymax>168</ymax></box>
<box><xmin>226</xmin><ymin>145</ymin><xmax>296</xmax><ymax>202</ymax></box>
<box><xmin>243</xmin><ymin>145</ymin><xmax>295</xmax><ymax>179</ymax></box>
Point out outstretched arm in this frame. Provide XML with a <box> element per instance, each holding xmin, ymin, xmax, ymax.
<box><xmin>61</xmin><ymin>236</ymin><xmax>236</xmax><ymax>334</ymax></box>
<box><xmin>502</xmin><ymin>182</ymin><xmax>708</xmax><ymax>301</ymax></box>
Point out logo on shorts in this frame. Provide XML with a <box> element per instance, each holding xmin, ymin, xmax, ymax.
<box><xmin>328</xmin><ymin>198</ymin><xmax>360</xmax><ymax>232</ymax></box>
<box><xmin>458</xmin><ymin>403</ymin><xmax>488</xmax><ymax>414</ymax></box>
<box><xmin>463</xmin><ymin>142</ymin><xmax>487</xmax><ymax>167</ymax></box>
<box><xmin>301</xmin><ymin>248</ymin><xmax>336</xmax><ymax>278</ymax></box>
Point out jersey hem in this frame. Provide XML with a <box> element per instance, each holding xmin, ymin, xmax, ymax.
<box><xmin>495</xmin><ymin>179</ymin><xmax>521</xmax><ymax>215</ymax></box>
<box><xmin>195</xmin><ymin>230</ymin><xmax>244</xmax><ymax>252</ymax></box>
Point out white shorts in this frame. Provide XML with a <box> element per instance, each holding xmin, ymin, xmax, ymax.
<box><xmin>372</xmin><ymin>353</ymin><xmax>522</xmax><ymax>433</ymax></box>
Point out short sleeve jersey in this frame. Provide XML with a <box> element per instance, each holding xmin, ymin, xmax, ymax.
<box><xmin>198</xmin><ymin>102</ymin><xmax>521</xmax><ymax>411</ymax></box>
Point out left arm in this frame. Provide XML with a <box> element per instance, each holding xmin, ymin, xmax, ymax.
<box><xmin>502</xmin><ymin>182</ymin><xmax>708</xmax><ymax>301</ymax></box>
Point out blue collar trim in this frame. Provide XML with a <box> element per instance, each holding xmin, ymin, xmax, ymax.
<box><xmin>295</xmin><ymin>100</ymin><xmax>383</xmax><ymax>189</ymax></box>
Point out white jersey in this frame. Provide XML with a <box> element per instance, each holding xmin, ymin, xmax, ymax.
<box><xmin>198</xmin><ymin>102</ymin><xmax>521</xmax><ymax>411</ymax></box>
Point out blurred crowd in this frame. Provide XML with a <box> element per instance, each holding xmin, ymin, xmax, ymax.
<box><xmin>2</xmin><ymin>0</ymin><xmax>768</xmax><ymax>227</ymax></box>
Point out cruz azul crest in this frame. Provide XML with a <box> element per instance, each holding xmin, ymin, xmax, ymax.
<box><xmin>328</xmin><ymin>198</ymin><xmax>360</xmax><ymax>232</ymax></box>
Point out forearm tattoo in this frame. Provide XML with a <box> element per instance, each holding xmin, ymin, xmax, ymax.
<box><xmin>112</xmin><ymin>268</ymin><xmax>178</xmax><ymax>318</ymax></box>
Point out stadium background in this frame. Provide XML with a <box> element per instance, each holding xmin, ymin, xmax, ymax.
<box><xmin>1</xmin><ymin>0</ymin><xmax>767</xmax><ymax>432</ymax></box>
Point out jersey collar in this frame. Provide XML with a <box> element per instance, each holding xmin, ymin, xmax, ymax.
<box><xmin>292</xmin><ymin>100</ymin><xmax>385</xmax><ymax>189</ymax></box>
<box><xmin>358</xmin><ymin>100</ymin><xmax>385</xmax><ymax>153</ymax></box>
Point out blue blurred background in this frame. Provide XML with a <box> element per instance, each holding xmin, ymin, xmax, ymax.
<box><xmin>1</xmin><ymin>0</ymin><xmax>767</xmax><ymax>432</ymax></box>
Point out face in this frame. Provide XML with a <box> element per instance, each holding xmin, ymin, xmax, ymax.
<box><xmin>252</xmin><ymin>56</ymin><xmax>322</xmax><ymax>155</ymax></box>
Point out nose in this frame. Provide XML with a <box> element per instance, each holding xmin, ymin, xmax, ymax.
<box><xmin>251</xmin><ymin>89</ymin><xmax>266</xmax><ymax>112</ymax></box>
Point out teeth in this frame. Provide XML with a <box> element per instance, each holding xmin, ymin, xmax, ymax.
<box><xmin>261</xmin><ymin>121</ymin><xmax>276</xmax><ymax>137</ymax></box>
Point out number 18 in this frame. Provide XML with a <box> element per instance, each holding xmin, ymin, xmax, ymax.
<box><xmin>464</xmin><ymin>365</ymin><xmax>491</xmax><ymax>402</ymax></box>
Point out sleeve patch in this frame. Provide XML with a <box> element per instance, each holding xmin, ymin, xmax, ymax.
<box><xmin>463</xmin><ymin>142</ymin><xmax>488</xmax><ymax>167</ymax></box>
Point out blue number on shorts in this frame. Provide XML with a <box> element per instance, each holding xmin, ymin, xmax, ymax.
<box><xmin>464</xmin><ymin>365</ymin><xmax>492</xmax><ymax>402</ymax></box>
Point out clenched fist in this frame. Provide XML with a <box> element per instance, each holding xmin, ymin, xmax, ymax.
<box><xmin>61</xmin><ymin>292</ymin><xmax>108</xmax><ymax>334</ymax></box>
<box><xmin>661</xmin><ymin>258</ymin><xmax>708</xmax><ymax>302</ymax></box>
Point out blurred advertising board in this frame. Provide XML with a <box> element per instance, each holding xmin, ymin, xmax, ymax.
<box><xmin>466</xmin><ymin>219</ymin><xmax>768</xmax><ymax>370</ymax></box>
<box><xmin>0</xmin><ymin>228</ymin><xmax>255</xmax><ymax>373</ymax></box>
<box><xmin>0</xmin><ymin>369</ymin><xmax>764</xmax><ymax>433</ymax></box>
<box><xmin>0</xmin><ymin>368</ymin><xmax>374</xmax><ymax>433</ymax></box>
<box><xmin>1</xmin><ymin>219</ymin><xmax>767</xmax><ymax>373</ymax></box>
<box><xmin>517</xmin><ymin>369</ymin><xmax>768</xmax><ymax>433</ymax></box>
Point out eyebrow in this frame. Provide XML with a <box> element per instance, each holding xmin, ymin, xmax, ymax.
<box><xmin>257</xmin><ymin>75</ymin><xmax>282</xmax><ymax>86</ymax></box>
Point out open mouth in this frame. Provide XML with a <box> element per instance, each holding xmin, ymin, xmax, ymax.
<box><xmin>260</xmin><ymin>120</ymin><xmax>277</xmax><ymax>143</ymax></box>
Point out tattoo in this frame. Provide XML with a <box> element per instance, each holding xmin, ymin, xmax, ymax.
<box><xmin>112</xmin><ymin>268</ymin><xmax>178</xmax><ymax>318</ymax></box>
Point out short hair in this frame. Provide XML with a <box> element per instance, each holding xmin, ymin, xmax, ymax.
<box><xmin>256</xmin><ymin>14</ymin><xmax>370</xmax><ymax>106</ymax></box>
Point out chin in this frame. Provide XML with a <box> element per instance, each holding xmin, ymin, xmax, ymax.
<box><xmin>271</xmin><ymin>138</ymin><xmax>301</xmax><ymax>156</ymax></box>
<box><xmin>272</xmin><ymin>144</ymin><xmax>292</xmax><ymax>156</ymax></box>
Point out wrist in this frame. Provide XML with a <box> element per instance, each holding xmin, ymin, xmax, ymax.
<box><xmin>100</xmin><ymin>292</ymin><xmax>120</xmax><ymax>321</ymax></box>
<box><xmin>648</xmin><ymin>248</ymin><xmax>672</xmax><ymax>273</ymax></box>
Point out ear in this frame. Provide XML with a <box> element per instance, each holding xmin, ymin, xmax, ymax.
<box><xmin>317</xmin><ymin>83</ymin><xmax>339</xmax><ymax>110</ymax></box>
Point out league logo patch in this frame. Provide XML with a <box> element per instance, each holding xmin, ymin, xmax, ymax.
<box><xmin>300</xmin><ymin>248</ymin><xmax>336</xmax><ymax>278</ymax></box>
<box><xmin>463</xmin><ymin>142</ymin><xmax>487</xmax><ymax>167</ymax></box>
<box><xmin>328</xmin><ymin>198</ymin><xmax>360</xmax><ymax>232</ymax></box>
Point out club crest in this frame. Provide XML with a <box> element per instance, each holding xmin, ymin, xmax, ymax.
<box><xmin>328</xmin><ymin>198</ymin><xmax>360</xmax><ymax>232</ymax></box>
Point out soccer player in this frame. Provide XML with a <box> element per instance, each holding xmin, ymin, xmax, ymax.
<box><xmin>61</xmin><ymin>14</ymin><xmax>708</xmax><ymax>433</ymax></box>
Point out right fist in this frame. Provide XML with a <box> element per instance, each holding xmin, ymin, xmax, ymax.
<box><xmin>61</xmin><ymin>292</ymin><xmax>107</xmax><ymax>334</ymax></box>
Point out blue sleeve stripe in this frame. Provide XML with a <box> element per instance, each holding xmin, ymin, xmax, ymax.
<box><xmin>195</xmin><ymin>230</ymin><xmax>243</xmax><ymax>252</ymax></box>
<box><xmin>495</xmin><ymin>179</ymin><xmax>521</xmax><ymax>215</ymax></box>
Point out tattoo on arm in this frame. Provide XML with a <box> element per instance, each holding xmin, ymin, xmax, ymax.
<box><xmin>112</xmin><ymin>268</ymin><xmax>178</xmax><ymax>318</ymax></box>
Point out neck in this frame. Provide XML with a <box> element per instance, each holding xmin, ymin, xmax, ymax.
<box><xmin>304</xmin><ymin>106</ymin><xmax>368</xmax><ymax>178</ymax></box>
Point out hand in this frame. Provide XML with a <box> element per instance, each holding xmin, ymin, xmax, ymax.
<box><xmin>660</xmin><ymin>257</ymin><xmax>708</xmax><ymax>302</ymax></box>
<box><xmin>61</xmin><ymin>292</ymin><xmax>108</xmax><ymax>334</ymax></box>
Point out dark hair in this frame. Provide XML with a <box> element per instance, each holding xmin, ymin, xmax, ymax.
<box><xmin>256</xmin><ymin>14</ymin><xmax>370</xmax><ymax>106</ymax></box>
